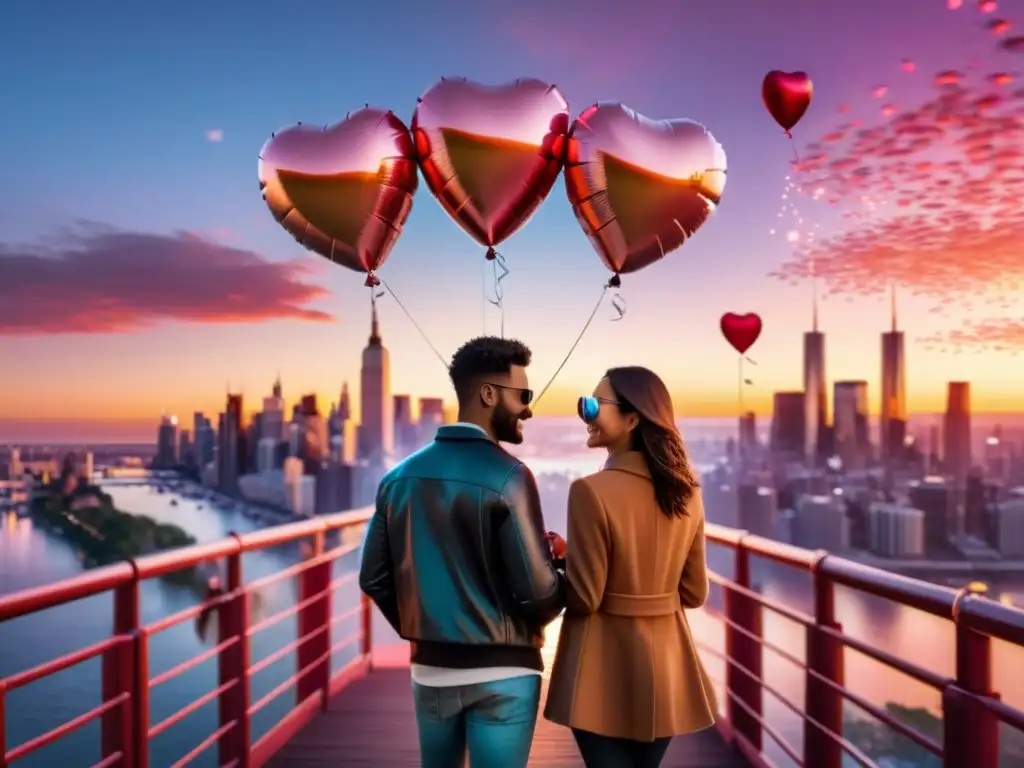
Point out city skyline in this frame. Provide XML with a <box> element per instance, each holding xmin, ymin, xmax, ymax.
<box><xmin>4</xmin><ymin>0</ymin><xmax>1024</xmax><ymax>442</ymax></box>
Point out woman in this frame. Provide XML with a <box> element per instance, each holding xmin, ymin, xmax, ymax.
<box><xmin>544</xmin><ymin>366</ymin><xmax>717</xmax><ymax>768</ymax></box>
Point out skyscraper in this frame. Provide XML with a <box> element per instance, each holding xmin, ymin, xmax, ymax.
<box><xmin>880</xmin><ymin>286</ymin><xmax>907</xmax><ymax>463</ymax></box>
<box><xmin>770</xmin><ymin>392</ymin><xmax>805</xmax><ymax>458</ymax></box>
<box><xmin>338</xmin><ymin>382</ymin><xmax>351</xmax><ymax>422</ymax></box>
<box><xmin>155</xmin><ymin>414</ymin><xmax>179</xmax><ymax>468</ymax></box>
<box><xmin>358</xmin><ymin>301</ymin><xmax>393</xmax><ymax>464</ymax></box>
<box><xmin>262</xmin><ymin>376</ymin><xmax>285</xmax><ymax>442</ymax></box>
<box><xmin>217</xmin><ymin>394</ymin><xmax>243</xmax><ymax>490</ymax></box>
<box><xmin>833</xmin><ymin>381</ymin><xmax>870</xmax><ymax>469</ymax></box>
<box><xmin>943</xmin><ymin>381</ymin><xmax>972</xmax><ymax>480</ymax></box>
<box><xmin>803</xmin><ymin>288</ymin><xmax>828</xmax><ymax>462</ymax></box>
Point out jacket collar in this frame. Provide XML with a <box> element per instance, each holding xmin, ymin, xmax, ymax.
<box><xmin>436</xmin><ymin>423</ymin><xmax>494</xmax><ymax>442</ymax></box>
<box><xmin>603</xmin><ymin>451</ymin><xmax>651</xmax><ymax>479</ymax></box>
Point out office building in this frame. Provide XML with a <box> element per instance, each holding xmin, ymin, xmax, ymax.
<box><xmin>256</xmin><ymin>437</ymin><xmax>278</xmax><ymax>474</ymax></box>
<box><xmin>193</xmin><ymin>413</ymin><xmax>215</xmax><ymax>468</ymax></box>
<box><xmin>315</xmin><ymin>463</ymin><xmax>355</xmax><ymax>516</ymax></box>
<box><xmin>738</xmin><ymin>412</ymin><xmax>758</xmax><ymax>460</ymax></box>
<box><xmin>297</xmin><ymin>394</ymin><xmax>327</xmax><ymax>474</ymax></box>
<box><xmin>802</xmin><ymin>294</ymin><xmax>828</xmax><ymax>462</ymax></box>
<box><xmin>880</xmin><ymin>287</ymin><xmax>907</xmax><ymax>464</ymax></box>
<box><xmin>358</xmin><ymin>301</ymin><xmax>393</xmax><ymax>464</ymax></box>
<box><xmin>792</xmin><ymin>493</ymin><xmax>848</xmax><ymax>551</ymax></box>
<box><xmin>702</xmin><ymin>476</ymin><xmax>738</xmax><ymax>527</ymax></box>
<box><xmin>417</xmin><ymin>397</ymin><xmax>446</xmax><ymax>443</ymax></box>
<box><xmin>155</xmin><ymin>414</ymin><xmax>179</xmax><ymax>469</ymax></box>
<box><xmin>393</xmin><ymin>395</ymin><xmax>417</xmax><ymax>455</ymax></box>
<box><xmin>833</xmin><ymin>381</ymin><xmax>870</xmax><ymax>470</ymax></box>
<box><xmin>738</xmin><ymin>484</ymin><xmax>778</xmax><ymax>538</ymax></box>
<box><xmin>992</xmin><ymin>498</ymin><xmax>1024</xmax><ymax>557</ymax></box>
<box><xmin>868</xmin><ymin>503</ymin><xmax>925</xmax><ymax>558</ymax></box>
<box><xmin>217</xmin><ymin>394</ymin><xmax>244</xmax><ymax>490</ymax></box>
<box><xmin>909</xmin><ymin>476</ymin><xmax>956</xmax><ymax>553</ymax></box>
<box><xmin>943</xmin><ymin>382</ymin><xmax>972</xmax><ymax>480</ymax></box>
<box><xmin>770</xmin><ymin>392</ymin><xmax>805</xmax><ymax>459</ymax></box>
<box><xmin>8</xmin><ymin>447</ymin><xmax>22</xmax><ymax>480</ymax></box>
<box><xmin>261</xmin><ymin>376</ymin><xmax>286</xmax><ymax>443</ymax></box>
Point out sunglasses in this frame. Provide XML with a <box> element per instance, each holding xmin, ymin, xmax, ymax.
<box><xmin>577</xmin><ymin>396</ymin><xmax>620</xmax><ymax>424</ymax></box>
<box><xmin>487</xmin><ymin>383</ymin><xmax>534</xmax><ymax>405</ymax></box>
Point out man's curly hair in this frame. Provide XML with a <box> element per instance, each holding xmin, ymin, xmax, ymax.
<box><xmin>449</xmin><ymin>337</ymin><xmax>532</xmax><ymax>406</ymax></box>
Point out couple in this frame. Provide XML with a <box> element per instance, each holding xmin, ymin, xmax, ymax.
<box><xmin>358</xmin><ymin>336</ymin><xmax>716</xmax><ymax>768</ymax></box>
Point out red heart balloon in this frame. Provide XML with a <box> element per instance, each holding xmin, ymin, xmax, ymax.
<box><xmin>762</xmin><ymin>71</ymin><xmax>813</xmax><ymax>136</ymax></box>
<box><xmin>258</xmin><ymin>107</ymin><xmax>418</xmax><ymax>281</ymax></box>
<box><xmin>564</xmin><ymin>102</ymin><xmax>727</xmax><ymax>276</ymax></box>
<box><xmin>720</xmin><ymin>313</ymin><xmax>762</xmax><ymax>354</ymax></box>
<box><xmin>412</xmin><ymin>77</ymin><xmax>570</xmax><ymax>251</ymax></box>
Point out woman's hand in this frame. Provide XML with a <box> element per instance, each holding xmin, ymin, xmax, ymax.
<box><xmin>546</xmin><ymin>531</ymin><xmax>567</xmax><ymax>559</ymax></box>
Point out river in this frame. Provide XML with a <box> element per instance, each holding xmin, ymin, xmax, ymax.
<box><xmin>1</xmin><ymin>476</ymin><xmax>1022</xmax><ymax>768</ymax></box>
<box><xmin>0</xmin><ymin>482</ymin><xmax>367</xmax><ymax>768</ymax></box>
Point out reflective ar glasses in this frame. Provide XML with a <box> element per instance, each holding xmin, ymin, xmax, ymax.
<box><xmin>486</xmin><ymin>383</ymin><xmax>534</xmax><ymax>405</ymax></box>
<box><xmin>577</xmin><ymin>396</ymin><xmax>619</xmax><ymax>424</ymax></box>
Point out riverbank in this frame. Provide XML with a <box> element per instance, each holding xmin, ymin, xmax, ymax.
<box><xmin>30</xmin><ymin>479</ymin><xmax>200</xmax><ymax>587</ymax></box>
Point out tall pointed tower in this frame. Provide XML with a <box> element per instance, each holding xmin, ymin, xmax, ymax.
<box><xmin>880</xmin><ymin>285</ymin><xmax>907</xmax><ymax>463</ymax></box>
<box><xmin>358</xmin><ymin>300</ymin><xmax>393</xmax><ymax>464</ymax></box>
<box><xmin>802</xmin><ymin>279</ymin><xmax>828</xmax><ymax>462</ymax></box>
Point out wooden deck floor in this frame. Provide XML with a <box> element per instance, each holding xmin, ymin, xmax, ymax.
<box><xmin>271</xmin><ymin>664</ymin><xmax>746</xmax><ymax>767</ymax></box>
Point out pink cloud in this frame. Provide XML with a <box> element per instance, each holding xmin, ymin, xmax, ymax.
<box><xmin>0</xmin><ymin>225</ymin><xmax>333</xmax><ymax>335</ymax></box>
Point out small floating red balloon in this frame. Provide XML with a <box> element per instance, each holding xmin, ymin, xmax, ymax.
<box><xmin>762</xmin><ymin>71</ymin><xmax>814</xmax><ymax>137</ymax></box>
<box><xmin>720</xmin><ymin>313</ymin><xmax>763</xmax><ymax>354</ymax></box>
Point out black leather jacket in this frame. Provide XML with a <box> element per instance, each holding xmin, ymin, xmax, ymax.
<box><xmin>359</xmin><ymin>424</ymin><xmax>565</xmax><ymax>668</ymax></box>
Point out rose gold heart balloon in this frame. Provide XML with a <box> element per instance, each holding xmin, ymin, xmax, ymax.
<box><xmin>564</xmin><ymin>103</ymin><xmax>727</xmax><ymax>277</ymax></box>
<box><xmin>412</xmin><ymin>77</ymin><xmax>570</xmax><ymax>255</ymax></box>
<box><xmin>258</xmin><ymin>107</ymin><xmax>418</xmax><ymax>285</ymax></box>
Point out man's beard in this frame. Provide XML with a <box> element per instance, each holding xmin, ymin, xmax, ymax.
<box><xmin>491</xmin><ymin>401</ymin><xmax>524</xmax><ymax>444</ymax></box>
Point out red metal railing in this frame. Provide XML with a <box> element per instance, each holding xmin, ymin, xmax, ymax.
<box><xmin>0</xmin><ymin>508</ymin><xmax>375</xmax><ymax>768</ymax></box>
<box><xmin>1</xmin><ymin>508</ymin><xmax>1023</xmax><ymax>768</ymax></box>
<box><xmin>699</xmin><ymin>523</ymin><xmax>1024</xmax><ymax>768</ymax></box>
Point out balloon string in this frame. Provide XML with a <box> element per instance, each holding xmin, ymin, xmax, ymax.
<box><xmin>377</xmin><ymin>280</ymin><xmax>449</xmax><ymax>371</ymax></box>
<box><xmin>737</xmin><ymin>356</ymin><xmax>745</xmax><ymax>414</ymax></box>
<box><xmin>485</xmin><ymin>248</ymin><xmax>510</xmax><ymax>338</ymax></box>
<box><xmin>788</xmin><ymin>135</ymin><xmax>802</xmax><ymax>167</ymax></box>
<box><xmin>534</xmin><ymin>281</ymin><xmax>625</xmax><ymax>408</ymax></box>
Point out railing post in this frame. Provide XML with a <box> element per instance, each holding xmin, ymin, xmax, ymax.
<box><xmin>132</xmin><ymin>629</ymin><xmax>151</xmax><ymax>768</ymax></box>
<box><xmin>218</xmin><ymin>539</ymin><xmax>251</xmax><ymax>767</ymax></box>
<box><xmin>804</xmin><ymin>556</ymin><xmax>844</xmax><ymax>768</ymax></box>
<box><xmin>945</xmin><ymin>590</ymin><xmax>1000</xmax><ymax>768</ymax></box>
<box><xmin>297</xmin><ymin>531</ymin><xmax>332</xmax><ymax>709</ymax></box>
<box><xmin>1</xmin><ymin>680</ymin><xmax>8</xmax><ymax>768</ymax></box>
<box><xmin>102</xmin><ymin>574</ymin><xmax>139</xmax><ymax>766</ymax></box>
<box><xmin>361</xmin><ymin>593</ymin><xmax>373</xmax><ymax>668</ymax></box>
<box><xmin>724</xmin><ymin>538</ymin><xmax>763</xmax><ymax>753</ymax></box>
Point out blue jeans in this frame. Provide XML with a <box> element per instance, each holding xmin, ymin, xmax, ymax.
<box><xmin>413</xmin><ymin>674</ymin><xmax>542</xmax><ymax>768</ymax></box>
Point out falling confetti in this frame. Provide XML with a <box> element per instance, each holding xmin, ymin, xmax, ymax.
<box><xmin>873</xmin><ymin>85</ymin><xmax>889</xmax><ymax>98</ymax></box>
<box><xmin>987</xmin><ymin>18</ymin><xmax>1011</xmax><ymax>35</ymax></box>
<box><xmin>769</xmin><ymin>18</ymin><xmax>1024</xmax><ymax>352</ymax></box>
<box><xmin>901</xmin><ymin>59</ymin><xmax>917</xmax><ymax>73</ymax></box>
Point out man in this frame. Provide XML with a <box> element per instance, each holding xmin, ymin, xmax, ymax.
<box><xmin>359</xmin><ymin>336</ymin><xmax>565</xmax><ymax>768</ymax></box>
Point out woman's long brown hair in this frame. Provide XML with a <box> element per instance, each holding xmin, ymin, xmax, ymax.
<box><xmin>606</xmin><ymin>366</ymin><xmax>699</xmax><ymax>518</ymax></box>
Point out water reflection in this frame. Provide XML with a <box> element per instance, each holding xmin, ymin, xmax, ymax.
<box><xmin>0</xmin><ymin>486</ymin><xmax>366</xmax><ymax>768</ymax></box>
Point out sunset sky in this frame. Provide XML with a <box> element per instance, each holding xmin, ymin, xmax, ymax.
<box><xmin>3</xmin><ymin>0</ymin><xmax>1024</xmax><ymax>442</ymax></box>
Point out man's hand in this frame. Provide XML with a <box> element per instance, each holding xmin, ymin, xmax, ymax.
<box><xmin>546</xmin><ymin>531</ymin><xmax>567</xmax><ymax>559</ymax></box>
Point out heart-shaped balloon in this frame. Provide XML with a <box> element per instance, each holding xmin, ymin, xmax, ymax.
<box><xmin>564</xmin><ymin>102</ymin><xmax>727</xmax><ymax>277</ymax></box>
<box><xmin>762</xmin><ymin>71</ymin><xmax>813</xmax><ymax>136</ymax></box>
<box><xmin>720</xmin><ymin>313</ymin><xmax>763</xmax><ymax>354</ymax></box>
<box><xmin>412</xmin><ymin>77</ymin><xmax>570</xmax><ymax>252</ymax></box>
<box><xmin>258</xmin><ymin>107</ymin><xmax>418</xmax><ymax>283</ymax></box>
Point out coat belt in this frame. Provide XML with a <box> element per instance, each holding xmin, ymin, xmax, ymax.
<box><xmin>599</xmin><ymin>591</ymin><xmax>681</xmax><ymax>617</ymax></box>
